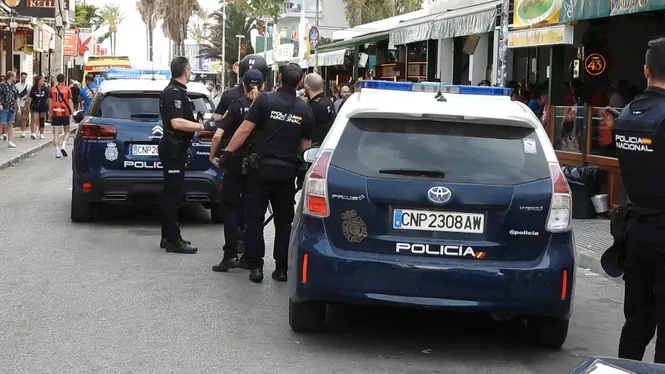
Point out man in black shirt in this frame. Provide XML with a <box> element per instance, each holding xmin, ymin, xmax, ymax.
<box><xmin>158</xmin><ymin>57</ymin><xmax>205</xmax><ymax>254</ymax></box>
<box><xmin>220</xmin><ymin>63</ymin><xmax>314</xmax><ymax>283</ymax></box>
<box><xmin>304</xmin><ymin>73</ymin><xmax>334</xmax><ymax>145</ymax></box>
<box><xmin>211</xmin><ymin>54</ymin><xmax>269</xmax><ymax>122</ymax></box>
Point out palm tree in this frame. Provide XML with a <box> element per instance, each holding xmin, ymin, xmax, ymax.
<box><xmin>157</xmin><ymin>0</ymin><xmax>199</xmax><ymax>56</ymax></box>
<box><xmin>188</xmin><ymin>7</ymin><xmax>210</xmax><ymax>45</ymax></box>
<box><xmin>98</xmin><ymin>4</ymin><xmax>125</xmax><ymax>55</ymax></box>
<box><xmin>250</xmin><ymin>0</ymin><xmax>281</xmax><ymax>54</ymax></box>
<box><xmin>136</xmin><ymin>0</ymin><xmax>158</xmax><ymax>62</ymax></box>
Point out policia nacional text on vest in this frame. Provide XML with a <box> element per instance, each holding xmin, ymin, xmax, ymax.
<box><xmin>611</xmin><ymin>85</ymin><xmax>665</xmax><ymax>363</ymax></box>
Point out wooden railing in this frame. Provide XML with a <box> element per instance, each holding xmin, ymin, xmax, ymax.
<box><xmin>547</xmin><ymin>105</ymin><xmax>625</xmax><ymax>207</ymax></box>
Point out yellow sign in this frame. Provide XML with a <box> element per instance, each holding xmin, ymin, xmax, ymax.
<box><xmin>513</xmin><ymin>0</ymin><xmax>563</xmax><ymax>28</ymax></box>
<box><xmin>584</xmin><ymin>53</ymin><xmax>607</xmax><ymax>76</ymax></box>
<box><xmin>507</xmin><ymin>25</ymin><xmax>573</xmax><ymax>48</ymax></box>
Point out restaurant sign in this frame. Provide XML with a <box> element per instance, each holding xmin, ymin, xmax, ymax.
<box><xmin>513</xmin><ymin>0</ymin><xmax>665</xmax><ymax>25</ymax></box>
<box><xmin>508</xmin><ymin>24</ymin><xmax>574</xmax><ymax>48</ymax></box>
<box><xmin>13</xmin><ymin>0</ymin><xmax>74</xmax><ymax>19</ymax></box>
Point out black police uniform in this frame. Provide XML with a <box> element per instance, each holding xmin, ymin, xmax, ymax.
<box><xmin>215</xmin><ymin>97</ymin><xmax>252</xmax><ymax>262</ymax></box>
<box><xmin>308</xmin><ymin>92</ymin><xmax>335</xmax><ymax>145</ymax></box>
<box><xmin>242</xmin><ymin>87</ymin><xmax>314</xmax><ymax>278</ymax></box>
<box><xmin>214</xmin><ymin>85</ymin><xmax>245</xmax><ymax>118</ymax></box>
<box><xmin>158</xmin><ymin>79</ymin><xmax>196</xmax><ymax>249</ymax></box>
<box><xmin>614</xmin><ymin>86</ymin><xmax>665</xmax><ymax>363</ymax></box>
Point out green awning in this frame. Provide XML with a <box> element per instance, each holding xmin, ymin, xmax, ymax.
<box><xmin>317</xmin><ymin>31</ymin><xmax>389</xmax><ymax>53</ymax></box>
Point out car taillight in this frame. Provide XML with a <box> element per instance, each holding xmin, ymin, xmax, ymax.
<box><xmin>546</xmin><ymin>162</ymin><xmax>572</xmax><ymax>232</ymax></box>
<box><xmin>198</xmin><ymin>130</ymin><xmax>214</xmax><ymax>142</ymax></box>
<box><xmin>79</xmin><ymin>124</ymin><xmax>116</xmax><ymax>140</ymax></box>
<box><xmin>303</xmin><ymin>150</ymin><xmax>332</xmax><ymax>218</ymax></box>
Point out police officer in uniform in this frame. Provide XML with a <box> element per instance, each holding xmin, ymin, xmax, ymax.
<box><xmin>219</xmin><ymin>63</ymin><xmax>314</xmax><ymax>283</ymax></box>
<box><xmin>613</xmin><ymin>38</ymin><xmax>665</xmax><ymax>363</ymax></box>
<box><xmin>210</xmin><ymin>69</ymin><xmax>265</xmax><ymax>272</ymax></box>
<box><xmin>211</xmin><ymin>54</ymin><xmax>269</xmax><ymax>122</ymax></box>
<box><xmin>304</xmin><ymin>73</ymin><xmax>335</xmax><ymax>144</ymax></box>
<box><xmin>158</xmin><ymin>57</ymin><xmax>205</xmax><ymax>254</ymax></box>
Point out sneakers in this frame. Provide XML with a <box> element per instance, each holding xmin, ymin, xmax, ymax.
<box><xmin>55</xmin><ymin>147</ymin><xmax>61</xmax><ymax>158</ymax></box>
<box><xmin>30</xmin><ymin>133</ymin><xmax>36</xmax><ymax>139</ymax></box>
<box><xmin>60</xmin><ymin>141</ymin><xmax>68</xmax><ymax>157</ymax></box>
<box><xmin>1</xmin><ymin>134</ymin><xmax>6</xmax><ymax>141</ymax></box>
<box><xmin>7</xmin><ymin>140</ymin><xmax>16</xmax><ymax>148</ymax></box>
<box><xmin>40</xmin><ymin>134</ymin><xmax>45</xmax><ymax>140</ymax></box>
<box><xmin>20</xmin><ymin>132</ymin><xmax>27</xmax><ymax>138</ymax></box>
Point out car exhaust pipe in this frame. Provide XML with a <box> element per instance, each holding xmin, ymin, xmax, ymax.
<box><xmin>185</xmin><ymin>195</ymin><xmax>210</xmax><ymax>202</ymax></box>
<box><xmin>102</xmin><ymin>194</ymin><xmax>128</xmax><ymax>201</ymax></box>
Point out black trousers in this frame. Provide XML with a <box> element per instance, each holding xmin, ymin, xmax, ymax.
<box><xmin>243</xmin><ymin>166</ymin><xmax>296</xmax><ymax>270</ymax></box>
<box><xmin>222</xmin><ymin>155</ymin><xmax>246</xmax><ymax>259</ymax></box>
<box><xmin>619</xmin><ymin>219</ymin><xmax>665</xmax><ymax>363</ymax></box>
<box><xmin>158</xmin><ymin>138</ymin><xmax>188</xmax><ymax>242</ymax></box>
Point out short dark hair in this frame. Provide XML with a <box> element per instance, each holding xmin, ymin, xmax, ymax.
<box><xmin>56</xmin><ymin>73</ymin><xmax>65</xmax><ymax>83</ymax></box>
<box><xmin>281</xmin><ymin>63</ymin><xmax>302</xmax><ymax>88</ymax></box>
<box><xmin>85</xmin><ymin>74</ymin><xmax>95</xmax><ymax>82</ymax></box>
<box><xmin>170</xmin><ymin>56</ymin><xmax>190</xmax><ymax>79</ymax></box>
<box><xmin>646</xmin><ymin>37</ymin><xmax>665</xmax><ymax>82</ymax></box>
<box><xmin>20</xmin><ymin>72</ymin><xmax>27</xmax><ymax>77</ymax></box>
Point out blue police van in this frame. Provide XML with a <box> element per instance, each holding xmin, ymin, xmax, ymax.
<box><xmin>70</xmin><ymin>69</ymin><xmax>223</xmax><ymax>222</ymax></box>
<box><xmin>288</xmin><ymin>81</ymin><xmax>576</xmax><ymax>349</ymax></box>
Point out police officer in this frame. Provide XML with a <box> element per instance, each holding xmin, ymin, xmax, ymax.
<box><xmin>304</xmin><ymin>73</ymin><xmax>335</xmax><ymax>144</ymax></box>
<box><xmin>158</xmin><ymin>57</ymin><xmax>204</xmax><ymax>254</ymax></box>
<box><xmin>613</xmin><ymin>37</ymin><xmax>665</xmax><ymax>363</ymax></box>
<box><xmin>211</xmin><ymin>54</ymin><xmax>269</xmax><ymax>121</ymax></box>
<box><xmin>210</xmin><ymin>69</ymin><xmax>265</xmax><ymax>272</ymax></box>
<box><xmin>219</xmin><ymin>63</ymin><xmax>314</xmax><ymax>283</ymax></box>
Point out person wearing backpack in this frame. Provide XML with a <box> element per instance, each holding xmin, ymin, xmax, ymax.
<box><xmin>48</xmin><ymin>74</ymin><xmax>74</xmax><ymax>158</ymax></box>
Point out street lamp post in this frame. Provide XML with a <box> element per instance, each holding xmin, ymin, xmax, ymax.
<box><xmin>9</xmin><ymin>19</ymin><xmax>17</xmax><ymax>73</ymax></box>
<box><xmin>262</xmin><ymin>17</ymin><xmax>270</xmax><ymax>59</ymax></box>
<box><xmin>314</xmin><ymin>0</ymin><xmax>319</xmax><ymax>74</ymax></box>
<box><xmin>235</xmin><ymin>34</ymin><xmax>245</xmax><ymax>65</ymax></box>
<box><xmin>221</xmin><ymin>1</ymin><xmax>227</xmax><ymax>88</ymax></box>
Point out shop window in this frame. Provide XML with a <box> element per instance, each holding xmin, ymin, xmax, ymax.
<box><xmin>588</xmin><ymin>107</ymin><xmax>617</xmax><ymax>158</ymax></box>
<box><xmin>551</xmin><ymin>106</ymin><xmax>585</xmax><ymax>154</ymax></box>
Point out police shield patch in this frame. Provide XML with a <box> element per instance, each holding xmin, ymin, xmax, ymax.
<box><xmin>174</xmin><ymin>100</ymin><xmax>182</xmax><ymax>109</ymax></box>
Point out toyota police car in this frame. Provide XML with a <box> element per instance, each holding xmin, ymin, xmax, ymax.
<box><xmin>288</xmin><ymin>81</ymin><xmax>576</xmax><ymax>349</ymax></box>
<box><xmin>70</xmin><ymin>69</ymin><xmax>223</xmax><ymax>222</ymax></box>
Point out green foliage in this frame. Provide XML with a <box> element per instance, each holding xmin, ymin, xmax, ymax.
<box><xmin>199</xmin><ymin>0</ymin><xmax>256</xmax><ymax>64</ymax></box>
<box><xmin>74</xmin><ymin>0</ymin><xmax>102</xmax><ymax>29</ymax></box>
<box><xmin>343</xmin><ymin>0</ymin><xmax>422</xmax><ymax>27</ymax></box>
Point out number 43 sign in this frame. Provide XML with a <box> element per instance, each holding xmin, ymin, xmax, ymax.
<box><xmin>585</xmin><ymin>53</ymin><xmax>607</xmax><ymax>76</ymax></box>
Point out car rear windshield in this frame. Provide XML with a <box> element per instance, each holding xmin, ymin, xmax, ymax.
<box><xmin>91</xmin><ymin>93</ymin><xmax>213</xmax><ymax>119</ymax></box>
<box><xmin>330</xmin><ymin>118</ymin><xmax>550</xmax><ymax>185</ymax></box>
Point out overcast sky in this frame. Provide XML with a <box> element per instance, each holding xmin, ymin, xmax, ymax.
<box><xmin>86</xmin><ymin>0</ymin><xmax>221</xmax><ymax>67</ymax></box>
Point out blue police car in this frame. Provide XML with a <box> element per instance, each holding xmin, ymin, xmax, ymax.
<box><xmin>288</xmin><ymin>81</ymin><xmax>576</xmax><ymax>349</ymax></box>
<box><xmin>70</xmin><ymin>70</ymin><xmax>223</xmax><ymax>222</ymax></box>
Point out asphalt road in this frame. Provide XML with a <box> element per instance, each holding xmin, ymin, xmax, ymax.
<box><xmin>0</xmin><ymin>149</ymin><xmax>656</xmax><ymax>374</ymax></box>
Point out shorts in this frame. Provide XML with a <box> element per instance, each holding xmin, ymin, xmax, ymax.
<box><xmin>51</xmin><ymin>116</ymin><xmax>70</xmax><ymax>126</ymax></box>
<box><xmin>0</xmin><ymin>109</ymin><xmax>16</xmax><ymax>124</ymax></box>
<box><xmin>31</xmin><ymin>111</ymin><xmax>47</xmax><ymax>116</ymax></box>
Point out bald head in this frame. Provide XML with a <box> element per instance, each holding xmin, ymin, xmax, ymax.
<box><xmin>304</xmin><ymin>73</ymin><xmax>324</xmax><ymax>96</ymax></box>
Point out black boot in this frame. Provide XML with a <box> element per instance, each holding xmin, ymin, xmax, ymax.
<box><xmin>212</xmin><ymin>257</ymin><xmax>239</xmax><ymax>272</ymax></box>
<box><xmin>249</xmin><ymin>269</ymin><xmax>264</xmax><ymax>283</ymax></box>
<box><xmin>160</xmin><ymin>237</ymin><xmax>191</xmax><ymax>249</ymax></box>
<box><xmin>271</xmin><ymin>269</ymin><xmax>287</xmax><ymax>282</ymax></box>
<box><xmin>238</xmin><ymin>255</ymin><xmax>251</xmax><ymax>270</ymax></box>
<box><xmin>165</xmin><ymin>239</ymin><xmax>198</xmax><ymax>254</ymax></box>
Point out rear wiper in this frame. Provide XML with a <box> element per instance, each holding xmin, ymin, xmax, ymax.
<box><xmin>378</xmin><ymin>168</ymin><xmax>446</xmax><ymax>178</ymax></box>
<box><xmin>130</xmin><ymin>113</ymin><xmax>160</xmax><ymax>119</ymax></box>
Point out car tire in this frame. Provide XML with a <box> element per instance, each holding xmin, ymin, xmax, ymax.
<box><xmin>70</xmin><ymin>191</ymin><xmax>95</xmax><ymax>222</ymax></box>
<box><xmin>289</xmin><ymin>298</ymin><xmax>326</xmax><ymax>332</ymax></box>
<box><xmin>525</xmin><ymin>316</ymin><xmax>569</xmax><ymax>349</ymax></box>
<box><xmin>210</xmin><ymin>203</ymin><xmax>225</xmax><ymax>224</ymax></box>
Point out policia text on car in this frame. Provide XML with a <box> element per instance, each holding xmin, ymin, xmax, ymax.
<box><xmin>210</xmin><ymin>69</ymin><xmax>266</xmax><ymax>272</ymax></box>
<box><xmin>218</xmin><ymin>63</ymin><xmax>315</xmax><ymax>283</ymax></box>
<box><xmin>604</xmin><ymin>37</ymin><xmax>665</xmax><ymax>364</ymax></box>
<box><xmin>158</xmin><ymin>57</ymin><xmax>206</xmax><ymax>254</ymax></box>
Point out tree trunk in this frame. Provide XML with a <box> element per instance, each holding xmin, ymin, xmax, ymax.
<box><xmin>146</xmin><ymin>25</ymin><xmax>150</xmax><ymax>61</ymax></box>
<box><xmin>113</xmin><ymin>33</ymin><xmax>117</xmax><ymax>55</ymax></box>
<box><xmin>148</xmin><ymin>19</ymin><xmax>154</xmax><ymax>62</ymax></box>
<box><xmin>110</xmin><ymin>33</ymin><xmax>114</xmax><ymax>54</ymax></box>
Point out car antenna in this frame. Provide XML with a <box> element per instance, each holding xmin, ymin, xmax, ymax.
<box><xmin>434</xmin><ymin>68</ymin><xmax>447</xmax><ymax>102</ymax></box>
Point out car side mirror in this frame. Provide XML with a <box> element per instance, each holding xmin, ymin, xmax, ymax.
<box><xmin>303</xmin><ymin>147</ymin><xmax>320</xmax><ymax>163</ymax></box>
<box><xmin>73</xmin><ymin>110</ymin><xmax>85</xmax><ymax>123</ymax></box>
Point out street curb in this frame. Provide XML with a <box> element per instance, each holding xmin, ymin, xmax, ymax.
<box><xmin>576</xmin><ymin>244</ymin><xmax>623</xmax><ymax>285</ymax></box>
<box><xmin>0</xmin><ymin>125</ymin><xmax>78</xmax><ymax>171</ymax></box>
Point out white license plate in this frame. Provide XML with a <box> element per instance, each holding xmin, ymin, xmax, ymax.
<box><xmin>132</xmin><ymin>144</ymin><xmax>159</xmax><ymax>156</ymax></box>
<box><xmin>393</xmin><ymin>209</ymin><xmax>485</xmax><ymax>234</ymax></box>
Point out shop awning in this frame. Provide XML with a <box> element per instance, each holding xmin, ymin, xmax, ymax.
<box><xmin>317</xmin><ymin>30</ymin><xmax>390</xmax><ymax>53</ymax></box>
<box><xmin>431</xmin><ymin>0</ymin><xmax>500</xmax><ymax>40</ymax></box>
<box><xmin>389</xmin><ymin>13</ymin><xmax>441</xmax><ymax>46</ymax></box>
<box><xmin>307</xmin><ymin>49</ymin><xmax>346</xmax><ymax>67</ymax></box>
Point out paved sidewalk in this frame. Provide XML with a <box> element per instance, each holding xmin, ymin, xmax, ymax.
<box><xmin>0</xmin><ymin>124</ymin><xmax>77</xmax><ymax>171</ymax></box>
